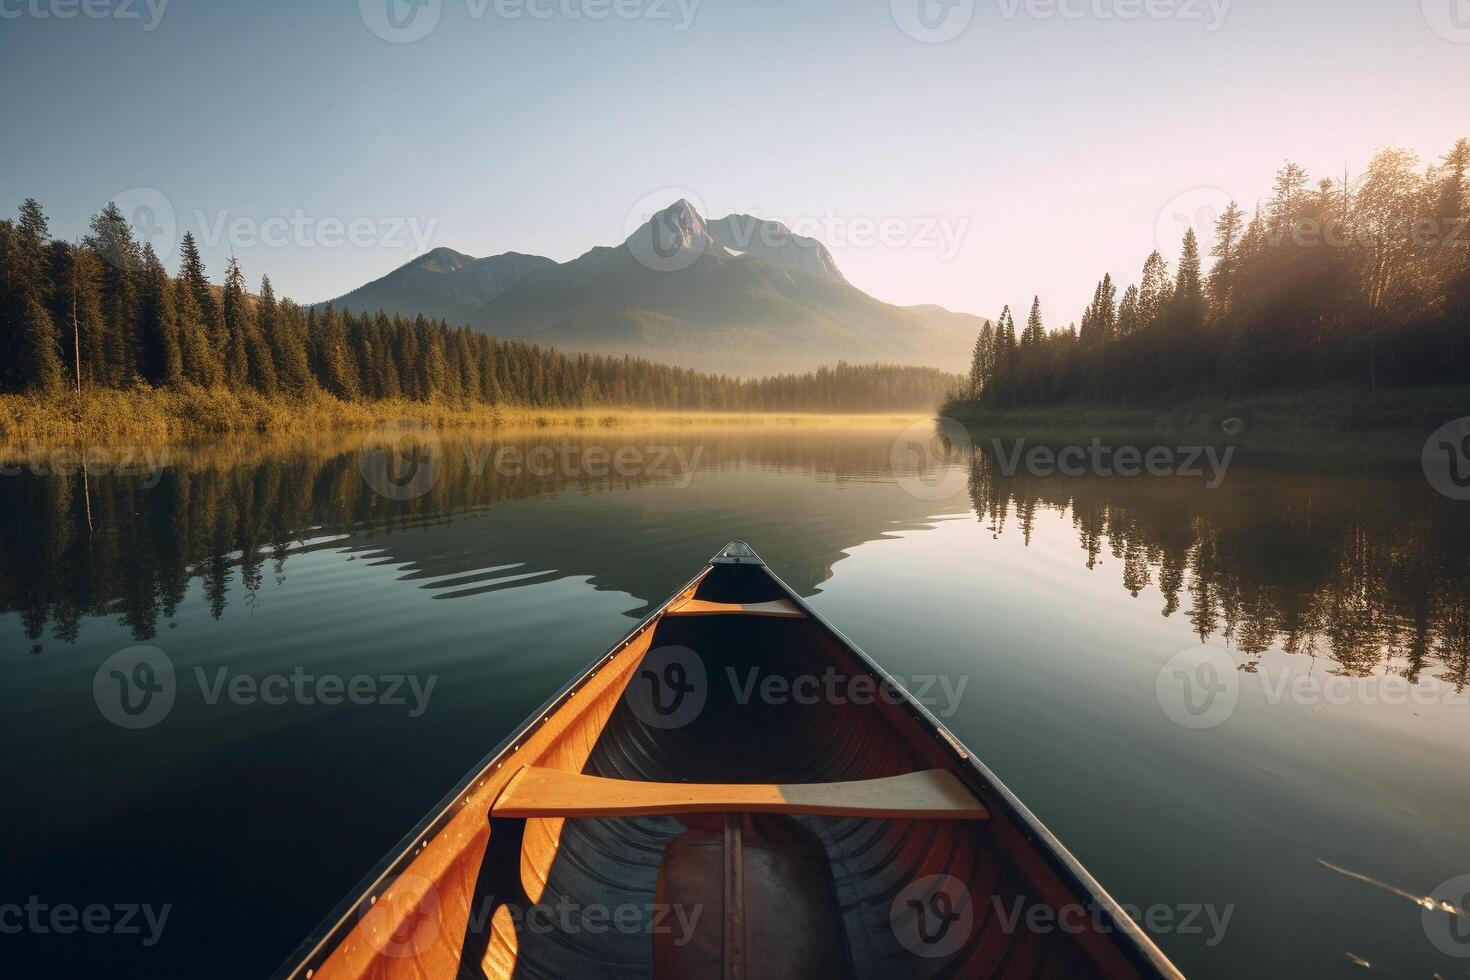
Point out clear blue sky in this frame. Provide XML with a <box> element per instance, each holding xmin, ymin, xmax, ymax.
<box><xmin>1</xmin><ymin>0</ymin><xmax>1465</xmax><ymax>322</ymax></box>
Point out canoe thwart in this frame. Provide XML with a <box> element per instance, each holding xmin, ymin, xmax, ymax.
<box><xmin>665</xmin><ymin>597</ymin><xmax>806</xmax><ymax>619</ymax></box>
<box><xmin>491</xmin><ymin>767</ymin><xmax>990</xmax><ymax>820</ymax></box>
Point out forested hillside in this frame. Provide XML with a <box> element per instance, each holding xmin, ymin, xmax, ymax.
<box><xmin>0</xmin><ymin>201</ymin><xmax>958</xmax><ymax>414</ymax></box>
<box><xmin>954</xmin><ymin>139</ymin><xmax>1470</xmax><ymax>411</ymax></box>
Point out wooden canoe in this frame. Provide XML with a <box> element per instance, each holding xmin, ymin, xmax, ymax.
<box><xmin>276</xmin><ymin>541</ymin><xmax>1183</xmax><ymax>979</ymax></box>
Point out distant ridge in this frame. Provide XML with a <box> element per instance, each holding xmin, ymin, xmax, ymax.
<box><xmin>318</xmin><ymin>249</ymin><xmax>557</xmax><ymax>324</ymax></box>
<box><xmin>317</xmin><ymin>200</ymin><xmax>979</xmax><ymax>376</ymax></box>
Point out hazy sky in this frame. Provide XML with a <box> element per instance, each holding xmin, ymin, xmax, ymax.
<box><xmin>1</xmin><ymin>0</ymin><xmax>1465</xmax><ymax>322</ymax></box>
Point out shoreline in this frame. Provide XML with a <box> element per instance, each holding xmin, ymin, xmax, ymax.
<box><xmin>0</xmin><ymin>387</ymin><xmax>924</xmax><ymax>449</ymax></box>
<box><xmin>941</xmin><ymin>385</ymin><xmax>1470</xmax><ymax>435</ymax></box>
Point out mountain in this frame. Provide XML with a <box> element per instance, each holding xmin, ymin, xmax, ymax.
<box><xmin>904</xmin><ymin>304</ymin><xmax>991</xmax><ymax>351</ymax></box>
<box><xmin>705</xmin><ymin>213</ymin><xmax>844</xmax><ymax>281</ymax></box>
<box><xmin>318</xmin><ymin>200</ymin><xmax>978</xmax><ymax>376</ymax></box>
<box><xmin>905</xmin><ymin>304</ymin><xmax>989</xmax><ymax>335</ymax></box>
<box><xmin>318</xmin><ymin>248</ymin><xmax>556</xmax><ymax>324</ymax></box>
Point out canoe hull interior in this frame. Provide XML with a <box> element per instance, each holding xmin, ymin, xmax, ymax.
<box><xmin>279</xmin><ymin>548</ymin><xmax>1181</xmax><ymax>980</ymax></box>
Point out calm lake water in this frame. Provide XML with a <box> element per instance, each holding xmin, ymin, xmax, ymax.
<box><xmin>3</xmin><ymin>421</ymin><xmax>1468</xmax><ymax>978</ymax></box>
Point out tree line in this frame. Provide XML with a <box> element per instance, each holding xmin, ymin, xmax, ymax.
<box><xmin>0</xmin><ymin>200</ymin><xmax>959</xmax><ymax>412</ymax></box>
<box><xmin>958</xmin><ymin>138</ymin><xmax>1470</xmax><ymax>408</ymax></box>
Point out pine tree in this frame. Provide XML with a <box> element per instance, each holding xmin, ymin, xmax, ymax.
<box><xmin>478</xmin><ymin>337</ymin><xmax>502</xmax><ymax>403</ymax></box>
<box><xmin>355</xmin><ymin>315</ymin><xmax>376</xmax><ymax>399</ymax></box>
<box><xmin>395</xmin><ymin>318</ymin><xmax>422</xmax><ymax>400</ymax></box>
<box><xmin>15</xmin><ymin>200</ymin><xmax>53</xmax><ymax>300</ymax></box>
<box><xmin>1081</xmin><ymin>275</ymin><xmax>1118</xmax><ymax>344</ymax></box>
<box><xmin>456</xmin><ymin>328</ymin><xmax>480</xmax><ymax>405</ymax></box>
<box><xmin>1208</xmin><ymin>202</ymin><xmax>1245</xmax><ymax>317</ymax></box>
<box><xmin>315</xmin><ymin>307</ymin><xmax>360</xmax><ymax>400</ymax></box>
<box><xmin>365</xmin><ymin>312</ymin><xmax>399</xmax><ymax>399</ymax></box>
<box><xmin>418</xmin><ymin>315</ymin><xmax>446</xmax><ymax>400</ymax></box>
<box><xmin>967</xmin><ymin>321</ymin><xmax>993</xmax><ymax>398</ymax></box>
<box><xmin>1170</xmin><ymin>229</ymin><xmax>1205</xmax><ymax>330</ymax></box>
<box><xmin>279</xmin><ymin>299</ymin><xmax>316</xmax><ymax>394</ymax></box>
<box><xmin>259</xmin><ymin>276</ymin><xmax>311</xmax><ymax>394</ymax></box>
<box><xmin>179</xmin><ymin>232</ymin><xmax>227</xmax><ymax>360</ymax></box>
<box><xmin>84</xmin><ymin>202</ymin><xmax>141</xmax><ymax>385</ymax></box>
<box><xmin>1137</xmin><ymin>252</ymin><xmax>1172</xmax><ymax>329</ymax></box>
<box><xmin>1117</xmin><ymin>285</ymin><xmax>1141</xmax><ymax>337</ymax></box>
<box><xmin>1096</xmin><ymin>274</ymin><xmax>1116</xmax><ymax>340</ymax></box>
<box><xmin>0</xmin><ymin>201</ymin><xmax>65</xmax><ymax>394</ymax></box>
<box><xmin>174</xmin><ymin>273</ymin><xmax>223</xmax><ymax>387</ymax></box>
<box><xmin>136</xmin><ymin>243</ymin><xmax>183</xmax><ymax>385</ymax></box>
<box><xmin>1268</xmin><ymin>161</ymin><xmax>1310</xmax><ymax>241</ymax></box>
<box><xmin>987</xmin><ymin>306</ymin><xmax>1017</xmax><ymax>400</ymax></box>
<box><xmin>1080</xmin><ymin>281</ymin><xmax>1100</xmax><ymax>344</ymax></box>
<box><xmin>220</xmin><ymin>255</ymin><xmax>252</xmax><ymax>386</ymax></box>
<box><xmin>1022</xmin><ymin>296</ymin><xmax>1045</xmax><ymax>347</ymax></box>
<box><xmin>436</xmin><ymin>322</ymin><xmax>463</xmax><ymax>404</ymax></box>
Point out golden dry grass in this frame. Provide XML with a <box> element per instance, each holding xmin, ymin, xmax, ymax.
<box><xmin>0</xmin><ymin>386</ymin><xmax>922</xmax><ymax>448</ymax></box>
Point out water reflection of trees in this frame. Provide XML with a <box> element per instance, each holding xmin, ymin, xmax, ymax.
<box><xmin>968</xmin><ymin>446</ymin><xmax>1470</xmax><ymax>690</ymax></box>
<box><xmin>1</xmin><ymin>429</ymin><xmax>908</xmax><ymax>648</ymax></box>
<box><xmin>9</xmin><ymin>430</ymin><xmax>1468</xmax><ymax>695</ymax></box>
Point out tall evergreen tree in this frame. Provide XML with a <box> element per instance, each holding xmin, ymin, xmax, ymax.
<box><xmin>1137</xmin><ymin>251</ymin><xmax>1172</xmax><ymax>329</ymax></box>
<box><xmin>1096</xmin><ymin>273</ymin><xmax>1117</xmax><ymax>340</ymax></box>
<box><xmin>178</xmin><ymin>232</ymin><xmax>226</xmax><ymax>359</ymax></box>
<box><xmin>277</xmin><ymin>298</ymin><xmax>316</xmax><ymax>394</ymax></box>
<box><xmin>395</xmin><ymin>317</ymin><xmax>422</xmax><ymax>400</ymax></box>
<box><xmin>1022</xmin><ymin>296</ymin><xmax>1045</xmax><ymax>347</ymax></box>
<box><xmin>1267</xmin><ymin>161</ymin><xmax>1310</xmax><ymax>241</ymax></box>
<box><xmin>84</xmin><ymin>202</ymin><xmax>141</xmax><ymax>385</ymax></box>
<box><xmin>0</xmin><ymin>201</ymin><xmax>65</xmax><ymax>393</ymax></box>
<box><xmin>15</xmin><ymin>200</ymin><xmax>54</xmax><ymax>299</ymax></box>
<box><xmin>259</xmin><ymin>276</ymin><xmax>311</xmax><ymax>393</ymax></box>
<box><xmin>1170</xmin><ymin>229</ymin><xmax>1205</xmax><ymax>330</ymax></box>
<box><xmin>1116</xmin><ymin>284</ymin><xmax>1141</xmax><ymax>337</ymax></box>
<box><xmin>1208</xmin><ymin>202</ymin><xmax>1246</xmax><ymax>316</ymax></box>
<box><xmin>477</xmin><ymin>336</ymin><xmax>502</xmax><ymax>403</ymax></box>
<box><xmin>220</xmin><ymin>255</ymin><xmax>253</xmax><ymax>386</ymax></box>
<box><xmin>314</xmin><ymin>307</ymin><xmax>360</xmax><ymax>400</ymax></box>
<box><xmin>136</xmin><ymin>243</ymin><xmax>183</xmax><ymax>385</ymax></box>
<box><xmin>417</xmin><ymin>314</ymin><xmax>446</xmax><ymax>400</ymax></box>
<box><xmin>174</xmin><ymin>272</ymin><xmax>222</xmax><ymax>387</ymax></box>
<box><xmin>968</xmin><ymin>321</ymin><xmax>993</xmax><ymax>398</ymax></box>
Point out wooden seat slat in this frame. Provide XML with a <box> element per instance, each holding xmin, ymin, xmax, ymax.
<box><xmin>491</xmin><ymin>767</ymin><xmax>990</xmax><ymax>820</ymax></box>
